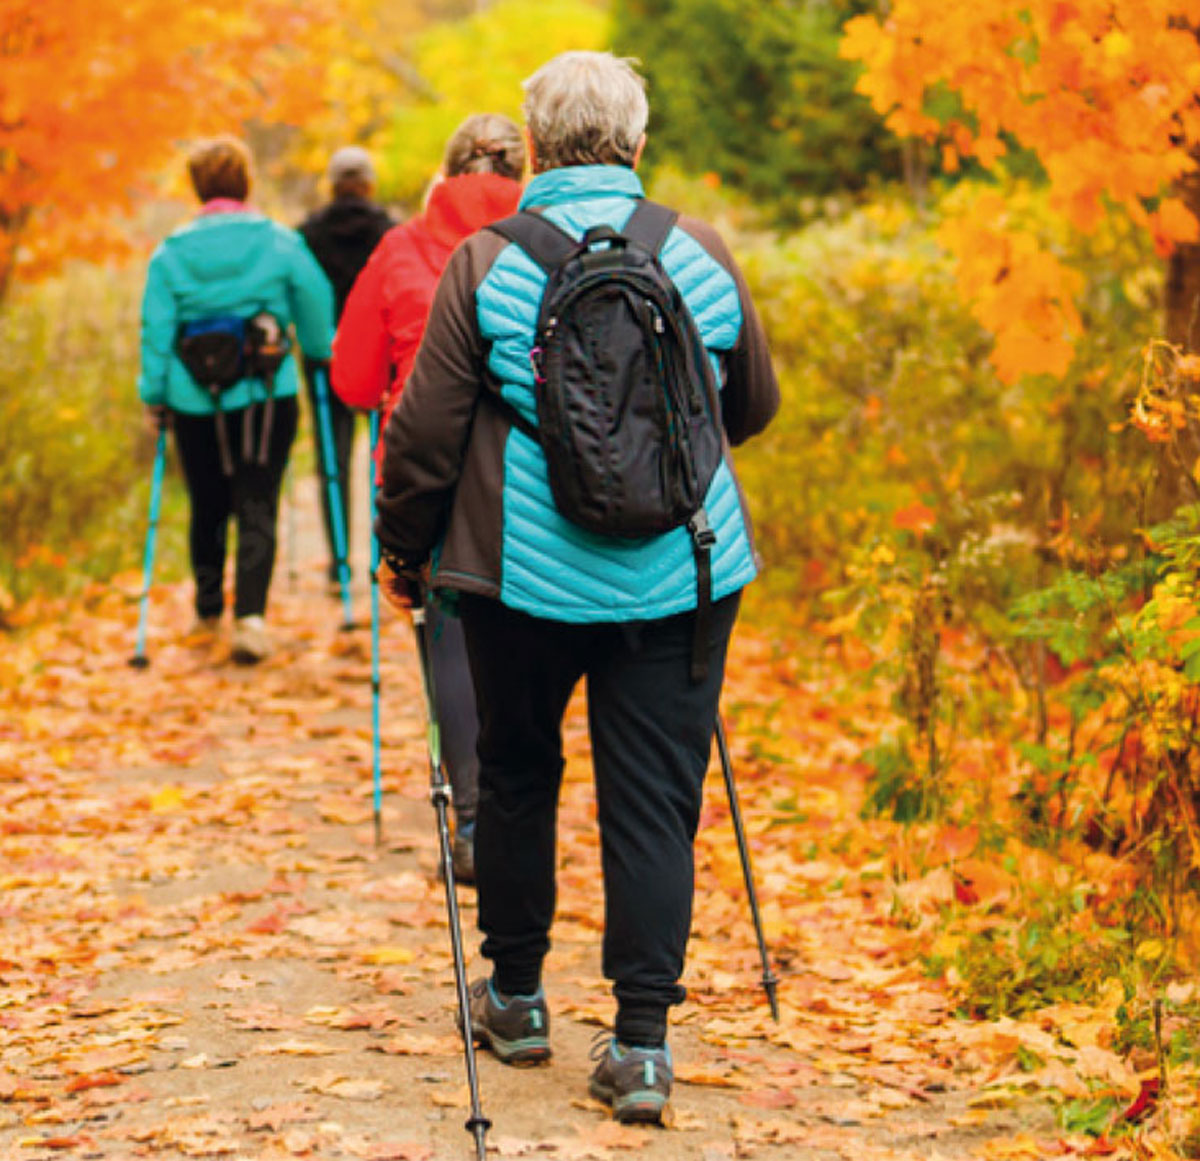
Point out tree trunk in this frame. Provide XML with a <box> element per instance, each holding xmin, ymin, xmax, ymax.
<box><xmin>1152</xmin><ymin>170</ymin><xmax>1200</xmax><ymax>519</ymax></box>
<box><xmin>1166</xmin><ymin>171</ymin><xmax>1200</xmax><ymax>348</ymax></box>
<box><xmin>0</xmin><ymin>208</ymin><xmax>29</xmax><ymax>309</ymax></box>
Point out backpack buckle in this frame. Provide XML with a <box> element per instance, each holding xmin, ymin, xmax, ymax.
<box><xmin>688</xmin><ymin>509</ymin><xmax>716</xmax><ymax>550</ymax></box>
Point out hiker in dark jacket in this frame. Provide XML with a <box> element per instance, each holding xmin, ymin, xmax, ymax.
<box><xmin>139</xmin><ymin>135</ymin><xmax>335</xmax><ymax>664</ymax></box>
<box><xmin>375</xmin><ymin>52</ymin><xmax>779</xmax><ymax>1123</ymax></box>
<box><xmin>298</xmin><ymin>146</ymin><xmax>393</xmax><ymax>589</ymax></box>
<box><xmin>333</xmin><ymin>115</ymin><xmax>525</xmax><ymax>885</ymax></box>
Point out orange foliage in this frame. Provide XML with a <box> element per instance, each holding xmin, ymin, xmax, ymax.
<box><xmin>0</xmin><ymin>0</ymin><xmax>336</xmax><ymax>294</ymax></box>
<box><xmin>842</xmin><ymin>1</ymin><xmax>1200</xmax><ymax>380</ymax></box>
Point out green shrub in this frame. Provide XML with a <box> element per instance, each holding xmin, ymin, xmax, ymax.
<box><xmin>612</xmin><ymin>0</ymin><xmax>904</xmax><ymax>217</ymax></box>
<box><xmin>0</xmin><ymin>264</ymin><xmax>185</xmax><ymax>606</ymax></box>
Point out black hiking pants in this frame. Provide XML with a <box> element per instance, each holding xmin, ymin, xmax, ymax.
<box><xmin>458</xmin><ymin>590</ymin><xmax>740</xmax><ymax>1048</ymax></box>
<box><xmin>304</xmin><ymin>374</ymin><xmax>355</xmax><ymax>582</ymax></box>
<box><xmin>427</xmin><ymin>598</ymin><xmax>480</xmax><ymax>823</ymax></box>
<box><xmin>173</xmin><ymin>398</ymin><xmax>298</xmax><ymax>620</ymax></box>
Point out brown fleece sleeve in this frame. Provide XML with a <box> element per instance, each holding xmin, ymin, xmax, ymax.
<box><xmin>374</xmin><ymin>235</ymin><xmax>497</xmax><ymax>563</ymax></box>
<box><xmin>678</xmin><ymin>215</ymin><xmax>781</xmax><ymax>446</ymax></box>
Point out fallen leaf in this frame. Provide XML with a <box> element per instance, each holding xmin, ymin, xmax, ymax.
<box><xmin>254</xmin><ymin>1039</ymin><xmax>336</xmax><ymax>1057</ymax></box>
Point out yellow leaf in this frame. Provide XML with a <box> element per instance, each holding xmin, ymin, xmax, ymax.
<box><xmin>1101</xmin><ymin>31</ymin><xmax>1132</xmax><ymax>60</ymax></box>
<box><xmin>361</xmin><ymin>946</ymin><xmax>415</xmax><ymax>965</ymax></box>
<box><xmin>150</xmin><ymin>785</ymin><xmax>185</xmax><ymax>813</ymax></box>
<box><xmin>1136</xmin><ymin>938</ymin><xmax>1165</xmax><ymax>961</ymax></box>
<box><xmin>930</xmin><ymin>931</ymin><xmax>963</xmax><ymax>960</ymax></box>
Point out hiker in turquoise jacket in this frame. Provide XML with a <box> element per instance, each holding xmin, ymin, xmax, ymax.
<box><xmin>375</xmin><ymin>52</ymin><xmax>779</xmax><ymax>1124</ymax></box>
<box><xmin>139</xmin><ymin>135</ymin><xmax>335</xmax><ymax>663</ymax></box>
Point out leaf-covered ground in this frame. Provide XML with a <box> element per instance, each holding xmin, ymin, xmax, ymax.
<box><xmin>0</xmin><ymin>502</ymin><xmax>1127</xmax><ymax>1160</ymax></box>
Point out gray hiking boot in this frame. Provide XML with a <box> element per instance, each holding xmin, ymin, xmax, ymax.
<box><xmin>588</xmin><ymin>1035</ymin><xmax>673</xmax><ymax>1125</ymax></box>
<box><xmin>466</xmin><ymin>978</ymin><xmax>551</xmax><ymax>1065</ymax></box>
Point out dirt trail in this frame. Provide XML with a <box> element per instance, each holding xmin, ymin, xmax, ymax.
<box><xmin>0</xmin><ymin>472</ymin><xmax>1054</xmax><ymax>1161</ymax></box>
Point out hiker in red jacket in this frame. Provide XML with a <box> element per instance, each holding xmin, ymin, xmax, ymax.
<box><xmin>334</xmin><ymin>115</ymin><xmax>524</xmax><ymax>427</ymax></box>
<box><xmin>333</xmin><ymin>114</ymin><xmax>525</xmax><ymax>884</ymax></box>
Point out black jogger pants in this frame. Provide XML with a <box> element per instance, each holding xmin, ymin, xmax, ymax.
<box><xmin>457</xmin><ymin>590</ymin><xmax>740</xmax><ymax>1048</ymax></box>
<box><xmin>172</xmin><ymin>398</ymin><xmax>297</xmax><ymax>620</ymax></box>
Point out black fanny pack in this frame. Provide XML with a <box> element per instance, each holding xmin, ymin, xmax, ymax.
<box><xmin>176</xmin><ymin>312</ymin><xmax>290</xmax><ymax>474</ymax></box>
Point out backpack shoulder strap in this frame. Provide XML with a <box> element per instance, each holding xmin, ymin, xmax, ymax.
<box><xmin>621</xmin><ymin>200</ymin><xmax>679</xmax><ymax>256</ymax></box>
<box><xmin>487</xmin><ymin>210</ymin><xmax>576</xmax><ymax>274</ymax></box>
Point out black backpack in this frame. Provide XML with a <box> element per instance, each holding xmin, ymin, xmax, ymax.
<box><xmin>487</xmin><ymin>200</ymin><xmax>724</xmax><ymax>681</ymax></box>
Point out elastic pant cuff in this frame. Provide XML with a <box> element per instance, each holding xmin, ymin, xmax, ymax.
<box><xmin>493</xmin><ymin>967</ymin><xmax>541</xmax><ymax>998</ymax></box>
<box><xmin>615</xmin><ymin>1004</ymin><xmax>668</xmax><ymax>1049</ymax></box>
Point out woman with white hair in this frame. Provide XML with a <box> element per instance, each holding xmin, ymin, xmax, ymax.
<box><xmin>375</xmin><ymin>51</ymin><xmax>779</xmax><ymax>1124</ymax></box>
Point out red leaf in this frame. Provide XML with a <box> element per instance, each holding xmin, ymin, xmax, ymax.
<box><xmin>892</xmin><ymin>502</ymin><xmax>937</xmax><ymax>534</ymax></box>
<box><xmin>1120</xmin><ymin>1076</ymin><xmax>1159</xmax><ymax>1124</ymax></box>
<box><xmin>66</xmin><ymin>1071</ymin><xmax>122</xmax><ymax>1093</ymax></box>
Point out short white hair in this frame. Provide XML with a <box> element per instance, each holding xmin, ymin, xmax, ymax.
<box><xmin>522</xmin><ymin>51</ymin><xmax>649</xmax><ymax>172</ymax></box>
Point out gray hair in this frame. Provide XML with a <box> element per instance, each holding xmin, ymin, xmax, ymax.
<box><xmin>521</xmin><ymin>51</ymin><xmax>649</xmax><ymax>172</ymax></box>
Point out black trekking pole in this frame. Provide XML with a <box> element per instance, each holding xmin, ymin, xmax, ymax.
<box><xmin>409</xmin><ymin>591</ymin><xmax>491</xmax><ymax>1159</ymax></box>
<box><xmin>715</xmin><ymin>714</ymin><xmax>780</xmax><ymax>1021</ymax></box>
<box><xmin>128</xmin><ymin>416</ymin><xmax>169</xmax><ymax>670</ymax></box>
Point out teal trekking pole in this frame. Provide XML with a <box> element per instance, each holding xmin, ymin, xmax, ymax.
<box><xmin>369</xmin><ymin>410</ymin><xmax>383</xmax><ymax>847</ymax></box>
<box><xmin>312</xmin><ymin>365</ymin><xmax>354</xmax><ymax>629</ymax></box>
<box><xmin>129</xmin><ymin>417</ymin><xmax>169</xmax><ymax>670</ymax></box>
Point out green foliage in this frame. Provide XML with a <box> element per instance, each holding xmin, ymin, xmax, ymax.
<box><xmin>612</xmin><ymin>0</ymin><xmax>902</xmax><ymax>217</ymax></box>
<box><xmin>862</xmin><ymin>737</ymin><xmax>929</xmax><ymax>821</ymax></box>
<box><xmin>376</xmin><ymin>0</ymin><xmax>608</xmax><ymax>208</ymax></box>
<box><xmin>918</xmin><ymin>858</ymin><xmax>1147</xmax><ymax>1022</ymax></box>
<box><xmin>1059</xmin><ymin>1094</ymin><xmax>1124</xmax><ymax>1136</ymax></box>
<box><xmin>0</xmin><ymin>266</ymin><xmax>186</xmax><ymax>606</ymax></box>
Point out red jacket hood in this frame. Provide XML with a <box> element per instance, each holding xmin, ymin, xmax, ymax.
<box><xmin>423</xmin><ymin>173</ymin><xmax>522</xmax><ymax>248</ymax></box>
<box><xmin>330</xmin><ymin>171</ymin><xmax>522</xmax><ymax>428</ymax></box>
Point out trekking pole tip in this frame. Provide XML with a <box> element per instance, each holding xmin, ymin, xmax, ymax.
<box><xmin>763</xmin><ymin>971</ymin><xmax>781</xmax><ymax>1023</ymax></box>
<box><xmin>127</xmin><ymin>655</ymin><xmax>151</xmax><ymax>670</ymax></box>
<box><xmin>467</xmin><ymin>1115</ymin><xmax>491</xmax><ymax>1159</ymax></box>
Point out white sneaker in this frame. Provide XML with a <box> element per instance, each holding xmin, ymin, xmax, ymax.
<box><xmin>231</xmin><ymin>615</ymin><xmax>271</xmax><ymax>664</ymax></box>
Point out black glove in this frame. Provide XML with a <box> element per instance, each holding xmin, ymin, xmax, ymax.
<box><xmin>375</xmin><ymin>553</ymin><xmax>425</xmax><ymax>612</ymax></box>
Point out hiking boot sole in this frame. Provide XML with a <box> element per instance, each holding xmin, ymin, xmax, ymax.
<box><xmin>588</xmin><ymin>1078</ymin><xmax>667</xmax><ymax>1124</ymax></box>
<box><xmin>473</xmin><ymin>1026</ymin><xmax>551</xmax><ymax>1066</ymax></box>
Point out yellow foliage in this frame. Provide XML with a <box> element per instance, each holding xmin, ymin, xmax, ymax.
<box><xmin>372</xmin><ymin>0</ymin><xmax>609</xmax><ymax>206</ymax></box>
<box><xmin>842</xmin><ymin>0</ymin><xmax>1200</xmax><ymax>380</ymax></box>
<box><xmin>936</xmin><ymin>187</ymin><xmax>1084</xmax><ymax>383</ymax></box>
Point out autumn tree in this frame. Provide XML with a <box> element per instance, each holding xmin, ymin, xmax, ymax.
<box><xmin>0</xmin><ymin>0</ymin><xmax>338</xmax><ymax>302</ymax></box>
<box><xmin>841</xmin><ymin>1</ymin><xmax>1200</xmax><ymax>384</ymax></box>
